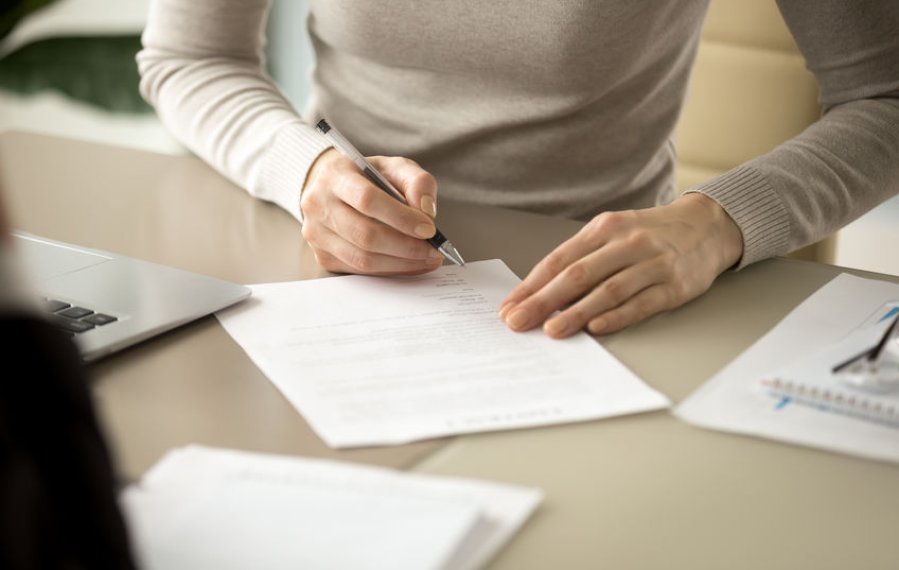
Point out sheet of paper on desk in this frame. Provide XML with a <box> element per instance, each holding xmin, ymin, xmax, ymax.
<box><xmin>121</xmin><ymin>445</ymin><xmax>542</xmax><ymax>570</ymax></box>
<box><xmin>216</xmin><ymin>259</ymin><xmax>669</xmax><ymax>448</ymax></box>
<box><xmin>676</xmin><ymin>273</ymin><xmax>899</xmax><ymax>463</ymax></box>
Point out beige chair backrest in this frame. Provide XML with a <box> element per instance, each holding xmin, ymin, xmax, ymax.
<box><xmin>676</xmin><ymin>0</ymin><xmax>832</xmax><ymax>261</ymax></box>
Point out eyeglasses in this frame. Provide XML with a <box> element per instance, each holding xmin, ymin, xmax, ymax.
<box><xmin>833</xmin><ymin>313</ymin><xmax>899</xmax><ymax>393</ymax></box>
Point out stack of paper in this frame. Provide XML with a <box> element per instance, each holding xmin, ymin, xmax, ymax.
<box><xmin>121</xmin><ymin>446</ymin><xmax>542</xmax><ymax>570</ymax></box>
<box><xmin>216</xmin><ymin>259</ymin><xmax>669</xmax><ymax>448</ymax></box>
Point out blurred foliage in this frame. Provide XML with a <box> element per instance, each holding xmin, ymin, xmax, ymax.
<box><xmin>0</xmin><ymin>34</ymin><xmax>151</xmax><ymax>113</ymax></box>
<box><xmin>1</xmin><ymin>0</ymin><xmax>57</xmax><ymax>41</ymax></box>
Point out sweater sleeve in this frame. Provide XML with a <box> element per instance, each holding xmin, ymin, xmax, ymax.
<box><xmin>137</xmin><ymin>0</ymin><xmax>331</xmax><ymax>222</ymax></box>
<box><xmin>688</xmin><ymin>1</ymin><xmax>899</xmax><ymax>268</ymax></box>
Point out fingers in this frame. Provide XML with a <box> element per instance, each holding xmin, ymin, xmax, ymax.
<box><xmin>501</xmin><ymin>239</ymin><xmax>642</xmax><ymax>333</ymax></box>
<box><xmin>542</xmin><ymin>261</ymin><xmax>668</xmax><ymax>338</ymax></box>
<box><xmin>327</xmin><ymin>201</ymin><xmax>444</xmax><ymax>261</ymax></box>
<box><xmin>500</xmin><ymin>201</ymin><xmax>734</xmax><ymax>339</ymax></box>
<box><xmin>499</xmin><ymin>213</ymin><xmax>628</xmax><ymax>313</ymax></box>
<box><xmin>301</xmin><ymin>150</ymin><xmax>445</xmax><ymax>276</ymax></box>
<box><xmin>330</xmin><ymin>169</ymin><xmax>436</xmax><ymax>241</ymax></box>
<box><xmin>305</xmin><ymin>224</ymin><xmax>444</xmax><ymax>276</ymax></box>
<box><xmin>369</xmin><ymin>156</ymin><xmax>438</xmax><ymax>218</ymax></box>
<box><xmin>585</xmin><ymin>284</ymin><xmax>680</xmax><ymax>335</ymax></box>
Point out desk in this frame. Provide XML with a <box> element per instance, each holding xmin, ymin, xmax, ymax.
<box><xmin>2</xmin><ymin>131</ymin><xmax>897</xmax><ymax>569</ymax></box>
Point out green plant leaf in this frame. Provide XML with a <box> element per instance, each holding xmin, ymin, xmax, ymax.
<box><xmin>0</xmin><ymin>34</ymin><xmax>151</xmax><ymax>113</ymax></box>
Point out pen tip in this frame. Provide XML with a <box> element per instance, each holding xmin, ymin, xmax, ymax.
<box><xmin>440</xmin><ymin>242</ymin><xmax>465</xmax><ymax>267</ymax></box>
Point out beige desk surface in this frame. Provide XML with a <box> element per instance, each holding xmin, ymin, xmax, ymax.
<box><xmin>2</xmin><ymin>131</ymin><xmax>898</xmax><ymax>569</ymax></box>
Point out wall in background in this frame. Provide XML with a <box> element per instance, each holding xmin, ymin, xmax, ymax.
<box><xmin>835</xmin><ymin>195</ymin><xmax>899</xmax><ymax>276</ymax></box>
<box><xmin>267</xmin><ymin>0</ymin><xmax>313</xmax><ymax>110</ymax></box>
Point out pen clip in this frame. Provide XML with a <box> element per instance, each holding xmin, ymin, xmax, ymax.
<box><xmin>316</xmin><ymin>119</ymin><xmax>366</xmax><ymax>168</ymax></box>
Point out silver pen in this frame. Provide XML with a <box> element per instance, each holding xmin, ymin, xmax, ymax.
<box><xmin>315</xmin><ymin>119</ymin><xmax>465</xmax><ymax>266</ymax></box>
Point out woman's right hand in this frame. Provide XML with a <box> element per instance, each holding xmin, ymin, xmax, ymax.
<box><xmin>300</xmin><ymin>149</ymin><xmax>446</xmax><ymax>275</ymax></box>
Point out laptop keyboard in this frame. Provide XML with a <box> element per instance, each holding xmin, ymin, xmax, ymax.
<box><xmin>44</xmin><ymin>298</ymin><xmax>118</xmax><ymax>335</ymax></box>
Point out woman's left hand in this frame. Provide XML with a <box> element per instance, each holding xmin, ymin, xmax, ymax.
<box><xmin>499</xmin><ymin>193</ymin><xmax>744</xmax><ymax>338</ymax></box>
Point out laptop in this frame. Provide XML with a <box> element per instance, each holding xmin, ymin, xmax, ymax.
<box><xmin>14</xmin><ymin>232</ymin><xmax>251</xmax><ymax>361</ymax></box>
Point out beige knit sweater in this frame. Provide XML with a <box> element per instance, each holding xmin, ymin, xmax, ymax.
<box><xmin>138</xmin><ymin>0</ymin><xmax>899</xmax><ymax>267</ymax></box>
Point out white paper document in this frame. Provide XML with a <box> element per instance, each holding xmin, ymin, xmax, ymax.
<box><xmin>122</xmin><ymin>446</ymin><xmax>542</xmax><ymax>570</ymax></box>
<box><xmin>216</xmin><ymin>259</ymin><xmax>669</xmax><ymax>448</ymax></box>
<box><xmin>676</xmin><ymin>273</ymin><xmax>899</xmax><ymax>463</ymax></box>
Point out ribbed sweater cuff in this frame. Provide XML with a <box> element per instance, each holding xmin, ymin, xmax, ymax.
<box><xmin>687</xmin><ymin>165</ymin><xmax>790</xmax><ymax>269</ymax></box>
<box><xmin>256</xmin><ymin>122</ymin><xmax>332</xmax><ymax>223</ymax></box>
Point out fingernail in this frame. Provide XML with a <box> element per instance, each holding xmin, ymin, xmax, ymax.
<box><xmin>420</xmin><ymin>196</ymin><xmax>437</xmax><ymax>217</ymax></box>
<box><xmin>506</xmin><ymin>309</ymin><xmax>532</xmax><ymax>330</ymax></box>
<box><xmin>414</xmin><ymin>223</ymin><xmax>436</xmax><ymax>238</ymax></box>
<box><xmin>588</xmin><ymin>318</ymin><xmax>607</xmax><ymax>335</ymax></box>
<box><xmin>428</xmin><ymin>248</ymin><xmax>444</xmax><ymax>259</ymax></box>
<box><xmin>545</xmin><ymin>318</ymin><xmax>571</xmax><ymax>337</ymax></box>
<box><xmin>498</xmin><ymin>303</ymin><xmax>516</xmax><ymax>320</ymax></box>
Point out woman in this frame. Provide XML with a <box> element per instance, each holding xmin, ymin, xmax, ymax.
<box><xmin>139</xmin><ymin>0</ymin><xmax>899</xmax><ymax>338</ymax></box>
